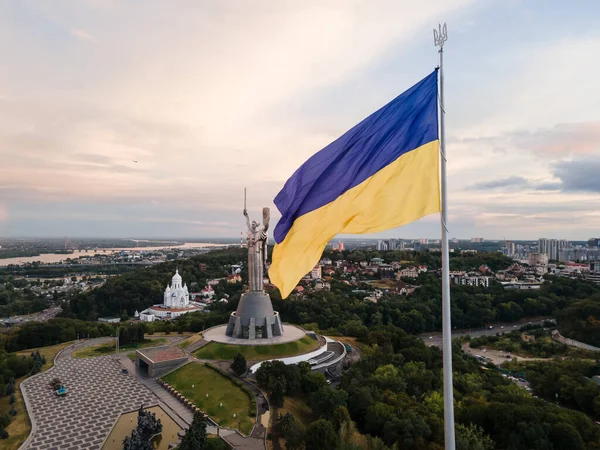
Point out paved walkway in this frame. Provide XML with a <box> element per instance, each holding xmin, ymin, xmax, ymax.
<box><xmin>184</xmin><ymin>337</ymin><xmax>209</xmax><ymax>354</ymax></box>
<box><xmin>203</xmin><ymin>324</ymin><xmax>306</xmax><ymax>345</ymax></box>
<box><xmin>552</xmin><ymin>330</ymin><xmax>600</xmax><ymax>352</ymax></box>
<box><xmin>21</xmin><ymin>355</ymin><xmax>157</xmax><ymax>450</ymax></box>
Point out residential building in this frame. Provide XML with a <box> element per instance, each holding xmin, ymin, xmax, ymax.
<box><xmin>453</xmin><ymin>276</ymin><xmax>491</xmax><ymax>288</ymax></box>
<box><xmin>314</xmin><ymin>281</ymin><xmax>331</xmax><ymax>291</ymax></box>
<box><xmin>528</xmin><ymin>253</ymin><xmax>548</xmax><ymax>267</ymax></box>
<box><xmin>471</xmin><ymin>237</ymin><xmax>484</xmax><ymax>243</ymax></box>
<box><xmin>310</xmin><ymin>265</ymin><xmax>322</xmax><ymax>279</ymax></box>
<box><xmin>538</xmin><ymin>238</ymin><xmax>569</xmax><ymax>261</ymax></box>
<box><xmin>395</xmin><ymin>281</ymin><xmax>417</xmax><ymax>295</ymax></box>
<box><xmin>379</xmin><ymin>265</ymin><xmax>395</xmax><ymax>279</ymax></box>
<box><xmin>397</xmin><ymin>267</ymin><xmax>418</xmax><ymax>279</ymax></box>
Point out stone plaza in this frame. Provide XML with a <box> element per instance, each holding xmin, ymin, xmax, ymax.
<box><xmin>21</xmin><ymin>355</ymin><xmax>157</xmax><ymax>450</ymax></box>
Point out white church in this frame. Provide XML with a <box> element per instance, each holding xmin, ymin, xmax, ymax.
<box><xmin>138</xmin><ymin>269</ymin><xmax>204</xmax><ymax>321</ymax></box>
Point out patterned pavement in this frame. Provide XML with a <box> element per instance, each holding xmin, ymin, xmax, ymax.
<box><xmin>21</xmin><ymin>355</ymin><xmax>157</xmax><ymax>450</ymax></box>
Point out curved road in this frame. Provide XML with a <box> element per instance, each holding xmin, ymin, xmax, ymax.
<box><xmin>421</xmin><ymin>317</ymin><xmax>551</xmax><ymax>348</ymax></box>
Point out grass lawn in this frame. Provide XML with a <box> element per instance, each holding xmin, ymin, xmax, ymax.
<box><xmin>177</xmin><ymin>333</ymin><xmax>203</xmax><ymax>349</ymax></box>
<box><xmin>4</xmin><ymin>341</ymin><xmax>73</xmax><ymax>450</ymax></box>
<box><xmin>367</xmin><ymin>279</ymin><xmax>398</xmax><ymax>289</ymax></box>
<box><xmin>330</xmin><ymin>336</ymin><xmax>360</xmax><ymax>349</ymax></box>
<box><xmin>72</xmin><ymin>338</ymin><xmax>167</xmax><ymax>358</ymax></box>
<box><xmin>162</xmin><ymin>363</ymin><xmax>255</xmax><ymax>435</ymax></box>
<box><xmin>279</xmin><ymin>396</ymin><xmax>313</xmax><ymax>428</ymax></box>
<box><xmin>194</xmin><ymin>336</ymin><xmax>319</xmax><ymax>361</ymax></box>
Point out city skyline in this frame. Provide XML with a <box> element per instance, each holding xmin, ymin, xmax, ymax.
<box><xmin>1</xmin><ymin>1</ymin><xmax>599</xmax><ymax>240</ymax></box>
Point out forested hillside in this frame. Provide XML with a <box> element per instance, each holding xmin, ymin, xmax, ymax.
<box><xmin>60</xmin><ymin>248</ymin><xmax>600</xmax><ymax>340</ymax></box>
<box><xmin>60</xmin><ymin>248</ymin><xmax>247</xmax><ymax>321</ymax></box>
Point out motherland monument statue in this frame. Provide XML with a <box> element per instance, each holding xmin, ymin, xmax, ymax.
<box><xmin>226</xmin><ymin>189</ymin><xmax>283</xmax><ymax>339</ymax></box>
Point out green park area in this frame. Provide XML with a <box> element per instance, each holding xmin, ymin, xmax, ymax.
<box><xmin>72</xmin><ymin>338</ymin><xmax>167</xmax><ymax>358</ymax></box>
<box><xmin>162</xmin><ymin>363</ymin><xmax>255</xmax><ymax>435</ymax></box>
<box><xmin>194</xmin><ymin>336</ymin><xmax>319</xmax><ymax>361</ymax></box>
<box><xmin>469</xmin><ymin>330</ymin><xmax>596</xmax><ymax>359</ymax></box>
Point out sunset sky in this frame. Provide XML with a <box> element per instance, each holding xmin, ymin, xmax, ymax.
<box><xmin>1</xmin><ymin>0</ymin><xmax>599</xmax><ymax>240</ymax></box>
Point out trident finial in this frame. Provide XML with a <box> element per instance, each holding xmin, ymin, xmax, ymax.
<box><xmin>433</xmin><ymin>23</ymin><xmax>448</xmax><ymax>49</ymax></box>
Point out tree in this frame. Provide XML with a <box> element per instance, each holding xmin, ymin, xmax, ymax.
<box><xmin>550</xmin><ymin>423</ymin><xmax>585</xmax><ymax>450</ymax></box>
<box><xmin>231</xmin><ymin>353</ymin><xmax>247</xmax><ymax>376</ymax></box>
<box><xmin>310</xmin><ymin>387</ymin><xmax>348</xmax><ymax>420</ymax></box>
<box><xmin>123</xmin><ymin>406</ymin><xmax>162</xmax><ymax>450</ymax></box>
<box><xmin>179</xmin><ymin>411</ymin><xmax>208</xmax><ymax>450</ymax></box>
<box><xmin>278</xmin><ymin>413</ymin><xmax>305</xmax><ymax>450</ymax></box>
<box><xmin>302</xmin><ymin>371</ymin><xmax>327</xmax><ymax>395</ymax></box>
<box><xmin>332</xmin><ymin>406</ymin><xmax>352</xmax><ymax>432</ymax></box>
<box><xmin>9</xmin><ymin>394</ymin><xmax>15</xmax><ymax>405</ymax></box>
<box><xmin>0</xmin><ymin>427</ymin><xmax>8</xmax><ymax>439</ymax></box>
<box><xmin>5</xmin><ymin>381</ymin><xmax>14</xmax><ymax>396</ymax></box>
<box><xmin>270</xmin><ymin>381</ymin><xmax>285</xmax><ymax>408</ymax></box>
<box><xmin>284</xmin><ymin>420</ymin><xmax>305</xmax><ymax>450</ymax></box>
<box><xmin>0</xmin><ymin>413</ymin><xmax>10</xmax><ymax>428</ymax></box>
<box><xmin>305</xmin><ymin>419</ymin><xmax>337</xmax><ymax>450</ymax></box>
<box><xmin>456</xmin><ymin>423</ymin><xmax>494</xmax><ymax>450</ymax></box>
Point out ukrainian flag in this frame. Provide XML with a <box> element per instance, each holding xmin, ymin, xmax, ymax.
<box><xmin>269</xmin><ymin>70</ymin><xmax>440</xmax><ymax>298</ymax></box>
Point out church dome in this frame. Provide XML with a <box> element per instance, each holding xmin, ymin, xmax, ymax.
<box><xmin>172</xmin><ymin>269</ymin><xmax>182</xmax><ymax>285</ymax></box>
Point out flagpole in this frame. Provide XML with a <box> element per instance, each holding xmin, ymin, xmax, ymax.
<box><xmin>434</xmin><ymin>22</ymin><xmax>456</xmax><ymax>450</ymax></box>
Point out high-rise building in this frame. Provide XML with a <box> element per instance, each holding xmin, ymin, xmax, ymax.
<box><xmin>538</xmin><ymin>238</ymin><xmax>569</xmax><ymax>261</ymax></box>
<box><xmin>419</xmin><ymin>238</ymin><xmax>429</xmax><ymax>245</ymax></box>
<box><xmin>471</xmin><ymin>237</ymin><xmax>484</xmax><ymax>243</ymax></box>
<box><xmin>337</xmin><ymin>242</ymin><xmax>344</xmax><ymax>251</ymax></box>
<box><xmin>588</xmin><ymin>238</ymin><xmax>600</xmax><ymax>248</ymax></box>
<box><xmin>376</xmin><ymin>239</ymin><xmax>404</xmax><ymax>251</ymax></box>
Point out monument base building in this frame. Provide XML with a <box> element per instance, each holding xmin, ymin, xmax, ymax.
<box><xmin>226</xmin><ymin>291</ymin><xmax>283</xmax><ymax>339</ymax></box>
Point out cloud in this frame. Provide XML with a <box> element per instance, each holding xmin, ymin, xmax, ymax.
<box><xmin>70</xmin><ymin>28</ymin><xmax>95</xmax><ymax>42</ymax></box>
<box><xmin>0</xmin><ymin>203</ymin><xmax>7</xmax><ymax>222</ymax></box>
<box><xmin>551</xmin><ymin>158</ymin><xmax>600</xmax><ymax>193</ymax></box>
<box><xmin>471</xmin><ymin>157</ymin><xmax>600</xmax><ymax>194</ymax></box>
<box><xmin>1</xmin><ymin>1</ymin><xmax>599</xmax><ymax>239</ymax></box>
<box><xmin>470</xmin><ymin>176</ymin><xmax>529</xmax><ymax>190</ymax></box>
<box><xmin>457</xmin><ymin>121</ymin><xmax>600</xmax><ymax>158</ymax></box>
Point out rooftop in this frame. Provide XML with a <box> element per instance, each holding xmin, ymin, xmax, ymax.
<box><xmin>147</xmin><ymin>304</ymin><xmax>202</xmax><ymax>312</ymax></box>
<box><xmin>136</xmin><ymin>345</ymin><xmax>187</xmax><ymax>363</ymax></box>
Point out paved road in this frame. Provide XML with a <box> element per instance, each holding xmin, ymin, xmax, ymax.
<box><xmin>421</xmin><ymin>317</ymin><xmax>550</xmax><ymax>348</ymax></box>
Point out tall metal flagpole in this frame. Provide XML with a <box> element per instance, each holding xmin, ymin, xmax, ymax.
<box><xmin>434</xmin><ymin>22</ymin><xmax>456</xmax><ymax>450</ymax></box>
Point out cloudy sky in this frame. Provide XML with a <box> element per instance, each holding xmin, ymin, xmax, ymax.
<box><xmin>1</xmin><ymin>0</ymin><xmax>599</xmax><ymax>240</ymax></box>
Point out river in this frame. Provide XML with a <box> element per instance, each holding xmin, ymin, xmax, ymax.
<box><xmin>0</xmin><ymin>242</ymin><xmax>226</xmax><ymax>266</ymax></box>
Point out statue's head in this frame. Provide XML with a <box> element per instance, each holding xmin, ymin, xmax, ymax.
<box><xmin>262</xmin><ymin>207</ymin><xmax>270</xmax><ymax>226</ymax></box>
<box><xmin>251</xmin><ymin>221</ymin><xmax>259</xmax><ymax>230</ymax></box>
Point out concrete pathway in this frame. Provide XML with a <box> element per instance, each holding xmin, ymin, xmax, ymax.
<box><xmin>20</xmin><ymin>355</ymin><xmax>157</xmax><ymax>450</ymax></box>
<box><xmin>185</xmin><ymin>337</ymin><xmax>209</xmax><ymax>354</ymax></box>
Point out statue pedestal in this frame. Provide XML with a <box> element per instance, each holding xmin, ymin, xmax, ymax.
<box><xmin>226</xmin><ymin>291</ymin><xmax>283</xmax><ymax>339</ymax></box>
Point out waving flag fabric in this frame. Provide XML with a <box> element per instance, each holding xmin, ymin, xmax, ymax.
<box><xmin>269</xmin><ymin>70</ymin><xmax>440</xmax><ymax>298</ymax></box>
